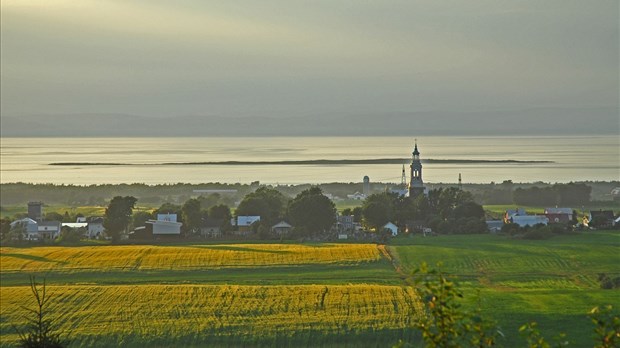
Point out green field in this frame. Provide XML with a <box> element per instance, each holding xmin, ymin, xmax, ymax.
<box><xmin>1</xmin><ymin>233</ymin><xmax>618</xmax><ymax>347</ymax></box>
<box><xmin>391</xmin><ymin>231</ymin><xmax>620</xmax><ymax>346</ymax></box>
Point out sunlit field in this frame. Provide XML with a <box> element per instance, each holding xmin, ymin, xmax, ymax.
<box><xmin>0</xmin><ymin>244</ymin><xmax>382</xmax><ymax>272</ymax></box>
<box><xmin>1</xmin><ymin>233</ymin><xmax>618</xmax><ymax>347</ymax></box>
<box><xmin>0</xmin><ymin>284</ymin><xmax>422</xmax><ymax>347</ymax></box>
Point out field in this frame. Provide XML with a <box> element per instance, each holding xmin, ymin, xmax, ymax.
<box><xmin>391</xmin><ymin>231</ymin><xmax>620</xmax><ymax>346</ymax></box>
<box><xmin>1</xmin><ymin>233</ymin><xmax>619</xmax><ymax>347</ymax></box>
<box><xmin>0</xmin><ymin>243</ymin><xmax>416</xmax><ymax>347</ymax></box>
<box><xmin>0</xmin><ymin>284</ymin><xmax>421</xmax><ymax>347</ymax></box>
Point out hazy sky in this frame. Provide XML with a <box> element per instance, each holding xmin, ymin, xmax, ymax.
<box><xmin>1</xmin><ymin>1</ymin><xmax>618</xmax><ymax>126</ymax></box>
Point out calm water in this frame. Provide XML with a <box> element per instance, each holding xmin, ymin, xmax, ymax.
<box><xmin>0</xmin><ymin>136</ymin><xmax>618</xmax><ymax>185</ymax></box>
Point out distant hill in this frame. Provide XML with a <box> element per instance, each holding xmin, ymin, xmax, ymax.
<box><xmin>1</xmin><ymin>106</ymin><xmax>617</xmax><ymax>137</ymax></box>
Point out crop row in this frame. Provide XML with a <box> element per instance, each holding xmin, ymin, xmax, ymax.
<box><xmin>0</xmin><ymin>243</ymin><xmax>382</xmax><ymax>272</ymax></box>
<box><xmin>0</xmin><ymin>284</ymin><xmax>422</xmax><ymax>347</ymax></box>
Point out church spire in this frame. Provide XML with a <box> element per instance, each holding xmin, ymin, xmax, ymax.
<box><xmin>409</xmin><ymin>140</ymin><xmax>424</xmax><ymax>198</ymax></box>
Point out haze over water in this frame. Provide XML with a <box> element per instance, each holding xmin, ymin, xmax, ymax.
<box><xmin>1</xmin><ymin>136</ymin><xmax>617</xmax><ymax>185</ymax></box>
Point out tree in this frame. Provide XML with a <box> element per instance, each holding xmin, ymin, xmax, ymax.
<box><xmin>55</xmin><ymin>226</ymin><xmax>83</xmax><ymax>244</ymax></box>
<box><xmin>0</xmin><ymin>218</ymin><xmax>12</xmax><ymax>241</ymax></box>
<box><xmin>182</xmin><ymin>198</ymin><xmax>202</xmax><ymax>235</ymax></box>
<box><xmin>15</xmin><ymin>276</ymin><xmax>67</xmax><ymax>348</ymax></box>
<box><xmin>44</xmin><ymin>212</ymin><xmax>64</xmax><ymax>222</ymax></box>
<box><xmin>208</xmin><ymin>204</ymin><xmax>233</xmax><ymax>232</ymax></box>
<box><xmin>131</xmin><ymin>211</ymin><xmax>154</xmax><ymax>230</ymax></box>
<box><xmin>103</xmin><ymin>196</ymin><xmax>137</xmax><ymax>243</ymax></box>
<box><xmin>287</xmin><ymin>187</ymin><xmax>336</xmax><ymax>236</ymax></box>
<box><xmin>236</xmin><ymin>187</ymin><xmax>288</xmax><ymax>224</ymax></box>
<box><xmin>361</xmin><ymin>192</ymin><xmax>397</xmax><ymax>230</ymax></box>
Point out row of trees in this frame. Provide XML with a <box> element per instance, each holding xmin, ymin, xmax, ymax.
<box><xmin>479</xmin><ymin>181</ymin><xmax>593</xmax><ymax>206</ymax></box>
<box><xmin>235</xmin><ymin>186</ymin><xmax>336</xmax><ymax>238</ymax></box>
<box><xmin>3</xmin><ymin>186</ymin><xmax>492</xmax><ymax>244</ymax></box>
<box><xmin>101</xmin><ymin>187</ymin><xmax>337</xmax><ymax>242</ymax></box>
<box><xmin>358</xmin><ymin>187</ymin><xmax>487</xmax><ymax>234</ymax></box>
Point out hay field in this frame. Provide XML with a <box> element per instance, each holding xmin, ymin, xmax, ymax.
<box><xmin>0</xmin><ymin>243</ymin><xmax>382</xmax><ymax>272</ymax></box>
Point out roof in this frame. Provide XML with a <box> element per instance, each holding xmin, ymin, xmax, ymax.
<box><xmin>39</xmin><ymin>220</ymin><xmax>61</xmax><ymax>227</ymax></box>
<box><xmin>272</xmin><ymin>221</ymin><xmax>292</xmax><ymax>229</ymax></box>
<box><xmin>383</xmin><ymin>222</ymin><xmax>398</xmax><ymax>229</ymax></box>
<box><xmin>506</xmin><ymin>208</ymin><xmax>527</xmax><ymax>216</ymax></box>
<box><xmin>10</xmin><ymin>218</ymin><xmax>37</xmax><ymax>227</ymax></box>
<box><xmin>545</xmin><ymin>208</ymin><xmax>573</xmax><ymax>214</ymax></box>
<box><xmin>146</xmin><ymin>219</ymin><xmax>183</xmax><ymax>227</ymax></box>
<box><xmin>237</xmin><ymin>216</ymin><xmax>260</xmax><ymax>226</ymax></box>
<box><xmin>590</xmin><ymin>210</ymin><xmax>615</xmax><ymax>219</ymax></box>
<box><xmin>62</xmin><ymin>222</ymin><xmax>88</xmax><ymax>228</ymax></box>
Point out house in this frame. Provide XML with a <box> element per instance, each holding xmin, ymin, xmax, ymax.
<box><xmin>87</xmin><ymin>217</ymin><xmax>105</xmax><ymax>239</ymax></box>
<box><xmin>235</xmin><ymin>216</ymin><xmax>261</xmax><ymax>233</ymax></box>
<box><xmin>544</xmin><ymin>208</ymin><xmax>573</xmax><ymax>224</ymax></box>
<box><xmin>510</xmin><ymin>215</ymin><xmax>549</xmax><ymax>227</ymax></box>
<box><xmin>504</xmin><ymin>208</ymin><xmax>527</xmax><ymax>223</ymax></box>
<box><xmin>486</xmin><ymin>220</ymin><xmax>504</xmax><ymax>233</ymax></box>
<box><xmin>10</xmin><ymin>218</ymin><xmax>39</xmax><ymax>240</ymax></box>
<box><xmin>37</xmin><ymin>221</ymin><xmax>61</xmax><ymax>240</ymax></box>
<box><xmin>587</xmin><ymin>210</ymin><xmax>615</xmax><ymax>228</ymax></box>
<box><xmin>346</xmin><ymin>192</ymin><xmax>366</xmax><ymax>200</ymax></box>
<box><xmin>383</xmin><ymin>222</ymin><xmax>398</xmax><ymax>237</ymax></box>
<box><xmin>271</xmin><ymin>221</ymin><xmax>293</xmax><ymax>236</ymax></box>
<box><xmin>201</xmin><ymin>219</ymin><xmax>224</xmax><ymax>238</ymax></box>
<box><xmin>147</xmin><ymin>214</ymin><xmax>183</xmax><ymax>236</ymax></box>
<box><xmin>335</xmin><ymin>215</ymin><xmax>355</xmax><ymax>233</ymax></box>
<box><xmin>129</xmin><ymin>225</ymin><xmax>152</xmax><ymax>240</ymax></box>
<box><xmin>389</xmin><ymin>188</ymin><xmax>408</xmax><ymax>197</ymax></box>
<box><xmin>61</xmin><ymin>222</ymin><xmax>88</xmax><ymax>231</ymax></box>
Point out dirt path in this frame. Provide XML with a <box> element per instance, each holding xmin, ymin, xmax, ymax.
<box><xmin>378</xmin><ymin>244</ymin><xmax>412</xmax><ymax>285</ymax></box>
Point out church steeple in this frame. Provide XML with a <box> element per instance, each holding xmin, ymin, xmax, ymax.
<box><xmin>408</xmin><ymin>140</ymin><xmax>424</xmax><ymax>198</ymax></box>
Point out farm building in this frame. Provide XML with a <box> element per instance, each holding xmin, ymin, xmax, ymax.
<box><xmin>147</xmin><ymin>214</ymin><xmax>183</xmax><ymax>236</ymax></box>
<box><xmin>271</xmin><ymin>221</ymin><xmax>293</xmax><ymax>236</ymax></box>
<box><xmin>510</xmin><ymin>215</ymin><xmax>549</xmax><ymax>227</ymax></box>
<box><xmin>544</xmin><ymin>208</ymin><xmax>573</xmax><ymax>223</ymax></box>
<box><xmin>383</xmin><ymin>222</ymin><xmax>398</xmax><ymax>237</ymax></box>
<box><xmin>235</xmin><ymin>216</ymin><xmax>261</xmax><ymax>233</ymax></box>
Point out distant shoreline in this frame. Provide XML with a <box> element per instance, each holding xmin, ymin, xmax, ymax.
<box><xmin>49</xmin><ymin>158</ymin><xmax>554</xmax><ymax>166</ymax></box>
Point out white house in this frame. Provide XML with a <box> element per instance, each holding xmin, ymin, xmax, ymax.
<box><xmin>510</xmin><ymin>215</ymin><xmax>549</xmax><ymax>227</ymax></box>
<box><xmin>347</xmin><ymin>192</ymin><xmax>366</xmax><ymax>200</ymax></box>
<box><xmin>147</xmin><ymin>214</ymin><xmax>182</xmax><ymax>236</ymax></box>
<box><xmin>87</xmin><ymin>218</ymin><xmax>105</xmax><ymax>239</ymax></box>
<box><xmin>37</xmin><ymin>221</ymin><xmax>61</xmax><ymax>240</ymax></box>
<box><xmin>271</xmin><ymin>221</ymin><xmax>293</xmax><ymax>235</ymax></box>
<box><xmin>10</xmin><ymin>218</ymin><xmax>39</xmax><ymax>240</ymax></box>
<box><xmin>383</xmin><ymin>222</ymin><xmax>399</xmax><ymax>237</ymax></box>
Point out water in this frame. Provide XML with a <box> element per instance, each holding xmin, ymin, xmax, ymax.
<box><xmin>0</xmin><ymin>136</ymin><xmax>618</xmax><ymax>185</ymax></box>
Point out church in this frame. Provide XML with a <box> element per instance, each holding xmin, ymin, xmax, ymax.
<box><xmin>408</xmin><ymin>141</ymin><xmax>425</xmax><ymax>198</ymax></box>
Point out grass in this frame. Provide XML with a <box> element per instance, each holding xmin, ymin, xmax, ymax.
<box><xmin>390</xmin><ymin>231</ymin><xmax>620</xmax><ymax>346</ymax></box>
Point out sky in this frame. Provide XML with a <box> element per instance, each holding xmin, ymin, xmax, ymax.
<box><xmin>1</xmin><ymin>0</ymin><xmax>618</xmax><ymax>135</ymax></box>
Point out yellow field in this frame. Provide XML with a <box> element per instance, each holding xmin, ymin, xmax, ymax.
<box><xmin>0</xmin><ymin>284</ymin><xmax>422</xmax><ymax>347</ymax></box>
<box><xmin>0</xmin><ymin>244</ymin><xmax>382</xmax><ymax>273</ymax></box>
